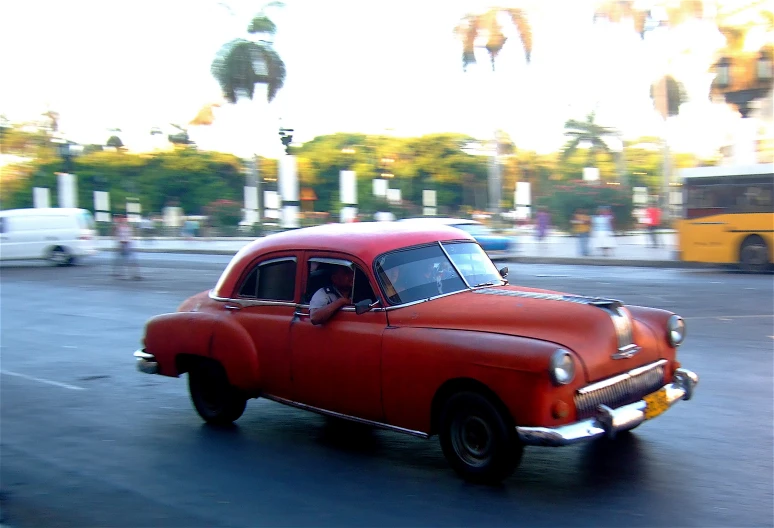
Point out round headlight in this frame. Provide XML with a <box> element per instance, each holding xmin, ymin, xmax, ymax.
<box><xmin>667</xmin><ymin>314</ymin><xmax>686</xmax><ymax>347</ymax></box>
<box><xmin>549</xmin><ymin>349</ymin><xmax>576</xmax><ymax>385</ymax></box>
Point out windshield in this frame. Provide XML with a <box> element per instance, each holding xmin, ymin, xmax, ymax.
<box><xmin>442</xmin><ymin>241</ymin><xmax>504</xmax><ymax>287</ymax></box>
<box><xmin>375</xmin><ymin>242</ymin><xmax>504</xmax><ymax>305</ymax></box>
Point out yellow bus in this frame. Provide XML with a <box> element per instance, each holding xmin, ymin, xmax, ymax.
<box><xmin>677</xmin><ymin>164</ymin><xmax>774</xmax><ymax>272</ymax></box>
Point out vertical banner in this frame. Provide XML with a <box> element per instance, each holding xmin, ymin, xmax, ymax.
<box><xmin>33</xmin><ymin>187</ymin><xmax>50</xmax><ymax>209</ymax></box>
<box><xmin>339</xmin><ymin>170</ymin><xmax>357</xmax><ymax>222</ymax></box>
<box><xmin>514</xmin><ymin>181</ymin><xmax>531</xmax><ymax>220</ymax></box>
<box><xmin>264</xmin><ymin>190</ymin><xmax>280</xmax><ymax>219</ymax></box>
<box><xmin>94</xmin><ymin>191</ymin><xmax>111</xmax><ymax>222</ymax></box>
<box><xmin>57</xmin><ymin>172</ymin><xmax>77</xmax><ymax>208</ymax></box>
<box><xmin>243</xmin><ymin>186</ymin><xmax>258</xmax><ymax>225</ymax></box>
<box><xmin>372</xmin><ymin>178</ymin><xmax>388</xmax><ymax>197</ymax></box>
<box><xmin>127</xmin><ymin>200</ymin><xmax>142</xmax><ymax>223</ymax></box>
<box><xmin>422</xmin><ymin>190</ymin><xmax>437</xmax><ymax>217</ymax></box>
<box><xmin>387</xmin><ymin>188</ymin><xmax>401</xmax><ymax>204</ymax></box>
<box><xmin>279</xmin><ymin>156</ymin><xmax>299</xmax><ymax>228</ymax></box>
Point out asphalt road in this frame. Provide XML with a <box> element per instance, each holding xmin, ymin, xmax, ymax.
<box><xmin>1</xmin><ymin>253</ymin><xmax>772</xmax><ymax>527</ymax></box>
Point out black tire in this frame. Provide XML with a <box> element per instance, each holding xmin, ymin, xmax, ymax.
<box><xmin>49</xmin><ymin>246</ymin><xmax>73</xmax><ymax>267</ymax></box>
<box><xmin>439</xmin><ymin>391</ymin><xmax>523</xmax><ymax>484</ymax></box>
<box><xmin>739</xmin><ymin>236</ymin><xmax>770</xmax><ymax>273</ymax></box>
<box><xmin>188</xmin><ymin>360</ymin><xmax>247</xmax><ymax>425</ymax></box>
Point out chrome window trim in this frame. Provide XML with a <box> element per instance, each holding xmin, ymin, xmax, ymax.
<box><xmin>308</xmin><ymin>257</ymin><xmax>353</xmax><ymax>268</ymax></box>
<box><xmin>208</xmin><ymin>291</ymin><xmax>297</xmax><ymax>308</ymax></box>
<box><xmin>382</xmin><ymin>288</ymin><xmax>468</xmax><ymax>311</ymax></box>
<box><xmin>261</xmin><ymin>393</ymin><xmax>429</xmax><ymax>439</ymax></box>
<box><xmin>577</xmin><ymin>359</ymin><xmax>667</xmax><ymax>395</ymax></box>
<box><xmin>438</xmin><ymin>241</ymin><xmax>472</xmax><ymax>289</ymax></box>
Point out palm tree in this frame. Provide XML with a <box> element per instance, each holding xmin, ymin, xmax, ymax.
<box><xmin>454</xmin><ymin>7</ymin><xmax>533</xmax><ymax>213</ymax></box>
<box><xmin>211</xmin><ymin>1</ymin><xmax>286</xmax><ymax>103</ymax></box>
<box><xmin>454</xmin><ymin>7</ymin><xmax>532</xmax><ymax>71</ymax></box>
<box><xmin>561</xmin><ymin>112</ymin><xmax>622</xmax><ymax>179</ymax></box>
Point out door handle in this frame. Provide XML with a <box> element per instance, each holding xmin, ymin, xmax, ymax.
<box><xmin>224</xmin><ymin>303</ymin><xmax>241</xmax><ymax>311</ymax></box>
<box><xmin>292</xmin><ymin>310</ymin><xmax>309</xmax><ymax>321</ymax></box>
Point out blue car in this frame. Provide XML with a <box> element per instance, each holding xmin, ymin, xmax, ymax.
<box><xmin>399</xmin><ymin>218</ymin><xmax>515</xmax><ymax>255</ymax></box>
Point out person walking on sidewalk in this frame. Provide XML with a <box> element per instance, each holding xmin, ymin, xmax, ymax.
<box><xmin>645</xmin><ymin>202</ymin><xmax>661</xmax><ymax>248</ymax></box>
<box><xmin>571</xmin><ymin>208</ymin><xmax>591</xmax><ymax>256</ymax></box>
<box><xmin>535</xmin><ymin>206</ymin><xmax>550</xmax><ymax>243</ymax></box>
<box><xmin>112</xmin><ymin>215</ymin><xmax>142</xmax><ymax>280</ymax></box>
<box><xmin>592</xmin><ymin>206</ymin><xmax>615</xmax><ymax>257</ymax></box>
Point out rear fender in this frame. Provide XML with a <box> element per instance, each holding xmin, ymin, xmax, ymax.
<box><xmin>143</xmin><ymin>312</ymin><xmax>218</xmax><ymax>377</ymax></box>
<box><xmin>143</xmin><ymin>311</ymin><xmax>260</xmax><ymax>392</ymax></box>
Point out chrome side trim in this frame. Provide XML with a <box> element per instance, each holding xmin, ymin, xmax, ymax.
<box><xmin>382</xmin><ymin>288</ymin><xmax>468</xmax><ymax>311</ymax></box>
<box><xmin>133</xmin><ymin>349</ymin><xmax>159</xmax><ymax>374</ymax></box>
<box><xmin>516</xmin><ymin>367</ymin><xmax>698</xmax><ymax>447</ymax></box>
<box><xmin>208</xmin><ymin>291</ymin><xmax>297</xmax><ymax>308</ymax></box>
<box><xmin>577</xmin><ymin>359</ymin><xmax>666</xmax><ymax>394</ymax></box>
<box><xmin>261</xmin><ymin>394</ymin><xmax>430</xmax><ymax>439</ymax></box>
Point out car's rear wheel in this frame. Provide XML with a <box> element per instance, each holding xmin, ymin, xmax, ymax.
<box><xmin>439</xmin><ymin>391</ymin><xmax>523</xmax><ymax>484</ymax></box>
<box><xmin>188</xmin><ymin>360</ymin><xmax>246</xmax><ymax>425</ymax></box>
<box><xmin>739</xmin><ymin>235</ymin><xmax>770</xmax><ymax>273</ymax></box>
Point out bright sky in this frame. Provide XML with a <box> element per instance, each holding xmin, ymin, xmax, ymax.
<box><xmin>0</xmin><ymin>0</ymin><xmax>739</xmax><ymax>159</ymax></box>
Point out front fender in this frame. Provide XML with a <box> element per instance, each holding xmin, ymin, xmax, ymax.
<box><xmin>381</xmin><ymin>328</ymin><xmax>566</xmax><ymax>433</ymax></box>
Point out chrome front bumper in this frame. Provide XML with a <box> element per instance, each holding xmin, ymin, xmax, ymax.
<box><xmin>516</xmin><ymin>368</ymin><xmax>699</xmax><ymax>447</ymax></box>
<box><xmin>134</xmin><ymin>349</ymin><xmax>159</xmax><ymax>374</ymax></box>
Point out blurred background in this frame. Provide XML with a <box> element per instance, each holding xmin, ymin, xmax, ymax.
<box><xmin>0</xmin><ymin>0</ymin><xmax>771</xmax><ymax>237</ymax></box>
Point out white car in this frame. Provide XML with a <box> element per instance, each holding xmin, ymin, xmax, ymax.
<box><xmin>0</xmin><ymin>207</ymin><xmax>98</xmax><ymax>265</ymax></box>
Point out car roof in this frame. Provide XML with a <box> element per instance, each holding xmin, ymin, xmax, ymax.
<box><xmin>213</xmin><ymin>222</ymin><xmax>475</xmax><ymax>298</ymax></box>
<box><xmin>399</xmin><ymin>217</ymin><xmax>480</xmax><ymax>226</ymax></box>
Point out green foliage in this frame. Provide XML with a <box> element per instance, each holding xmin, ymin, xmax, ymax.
<box><xmin>537</xmin><ymin>180</ymin><xmax>635</xmax><ymax>233</ymax></box>
<box><xmin>206</xmin><ymin>199</ymin><xmax>242</xmax><ymax>227</ymax></box>
<box><xmin>1</xmin><ymin>149</ymin><xmax>245</xmax><ymax>215</ymax></box>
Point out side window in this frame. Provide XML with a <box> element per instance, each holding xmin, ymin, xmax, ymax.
<box><xmin>238</xmin><ymin>258</ymin><xmax>296</xmax><ymax>301</ymax></box>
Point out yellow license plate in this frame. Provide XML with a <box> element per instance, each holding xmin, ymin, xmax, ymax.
<box><xmin>643</xmin><ymin>388</ymin><xmax>669</xmax><ymax>420</ymax></box>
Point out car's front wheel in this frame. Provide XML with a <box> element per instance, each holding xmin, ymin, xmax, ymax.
<box><xmin>439</xmin><ymin>391</ymin><xmax>523</xmax><ymax>484</ymax></box>
<box><xmin>188</xmin><ymin>360</ymin><xmax>247</xmax><ymax>425</ymax></box>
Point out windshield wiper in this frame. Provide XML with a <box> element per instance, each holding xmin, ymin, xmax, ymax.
<box><xmin>472</xmin><ymin>281</ymin><xmax>496</xmax><ymax>288</ymax></box>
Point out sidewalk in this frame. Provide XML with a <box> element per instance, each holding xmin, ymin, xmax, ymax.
<box><xmin>98</xmin><ymin>230</ymin><xmax>702</xmax><ymax>269</ymax></box>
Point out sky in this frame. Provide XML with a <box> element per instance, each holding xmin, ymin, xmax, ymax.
<box><xmin>0</xmin><ymin>0</ymin><xmax>742</xmax><ymax>159</ymax></box>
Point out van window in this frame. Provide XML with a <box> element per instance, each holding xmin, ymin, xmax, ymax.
<box><xmin>0</xmin><ymin>217</ymin><xmax>5</xmax><ymax>234</ymax></box>
<box><xmin>78</xmin><ymin>211</ymin><xmax>96</xmax><ymax>230</ymax></box>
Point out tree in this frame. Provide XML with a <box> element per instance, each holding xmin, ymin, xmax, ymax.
<box><xmin>168</xmin><ymin>124</ymin><xmax>193</xmax><ymax>146</ymax></box>
<box><xmin>211</xmin><ymin>2</ymin><xmax>286</xmax><ymax>103</ymax></box>
<box><xmin>561</xmin><ymin>112</ymin><xmax>619</xmax><ymax>166</ymax></box>
<box><xmin>106</xmin><ymin>136</ymin><xmax>124</xmax><ymax>149</ymax></box>
<box><xmin>454</xmin><ymin>8</ymin><xmax>532</xmax><ymax>71</ymax></box>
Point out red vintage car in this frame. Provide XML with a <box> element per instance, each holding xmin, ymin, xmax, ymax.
<box><xmin>134</xmin><ymin>222</ymin><xmax>698</xmax><ymax>483</ymax></box>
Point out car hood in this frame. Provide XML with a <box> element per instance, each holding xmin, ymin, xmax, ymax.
<box><xmin>386</xmin><ymin>285</ymin><xmax>664</xmax><ymax>383</ymax></box>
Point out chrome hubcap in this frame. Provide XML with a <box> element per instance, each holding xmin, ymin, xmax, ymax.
<box><xmin>451</xmin><ymin>415</ymin><xmax>493</xmax><ymax>467</ymax></box>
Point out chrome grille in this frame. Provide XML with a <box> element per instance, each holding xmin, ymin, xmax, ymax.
<box><xmin>574</xmin><ymin>361</ymin><xmax>666</xmax><ymax>420</ymax></box>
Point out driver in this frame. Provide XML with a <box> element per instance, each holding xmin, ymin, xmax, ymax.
<box><xmin>309</xmin><ymin>265</ymin><xmax>353</xmax><ymax>325</ymax></box>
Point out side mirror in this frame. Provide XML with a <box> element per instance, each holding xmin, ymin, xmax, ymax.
<box><xmin>355</xmin><ymin>299</ymin><xmax>379</xmax><ymax>315</ymax></box>
<box><xmin>499</xmin><ymin>266</ymin><xmax>509</xmax><ymax>278</ymax></box>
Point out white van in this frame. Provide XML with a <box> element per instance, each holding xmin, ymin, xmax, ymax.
<box><xmin>0</xmin><ymin>208</ymin><xmax>98</xmax><ymax>265</ymax></box>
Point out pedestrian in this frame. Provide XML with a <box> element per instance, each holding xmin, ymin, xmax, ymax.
<box><xmin>535</xmin><ymin>206</ymin><xmax>550</xmax><ymax>243</ymax></box>
<box><xmin>645</xmin><ymin>201</ymin><xmax>661</xmax><ymax>248</ymax></box>
<box><xmin>591</xmin><ymin>206</ymin><xmax>615</xmax><ymax>257</ymax></box>
<box><xmin>571</xmin><ymin>208</ymin><xmax>591</xmax><ymax>256</ymax></box>
<box><xmin>112</xmin><ymin>215</ymin><xmax>142</xmax><ymax>279</ymax></box>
